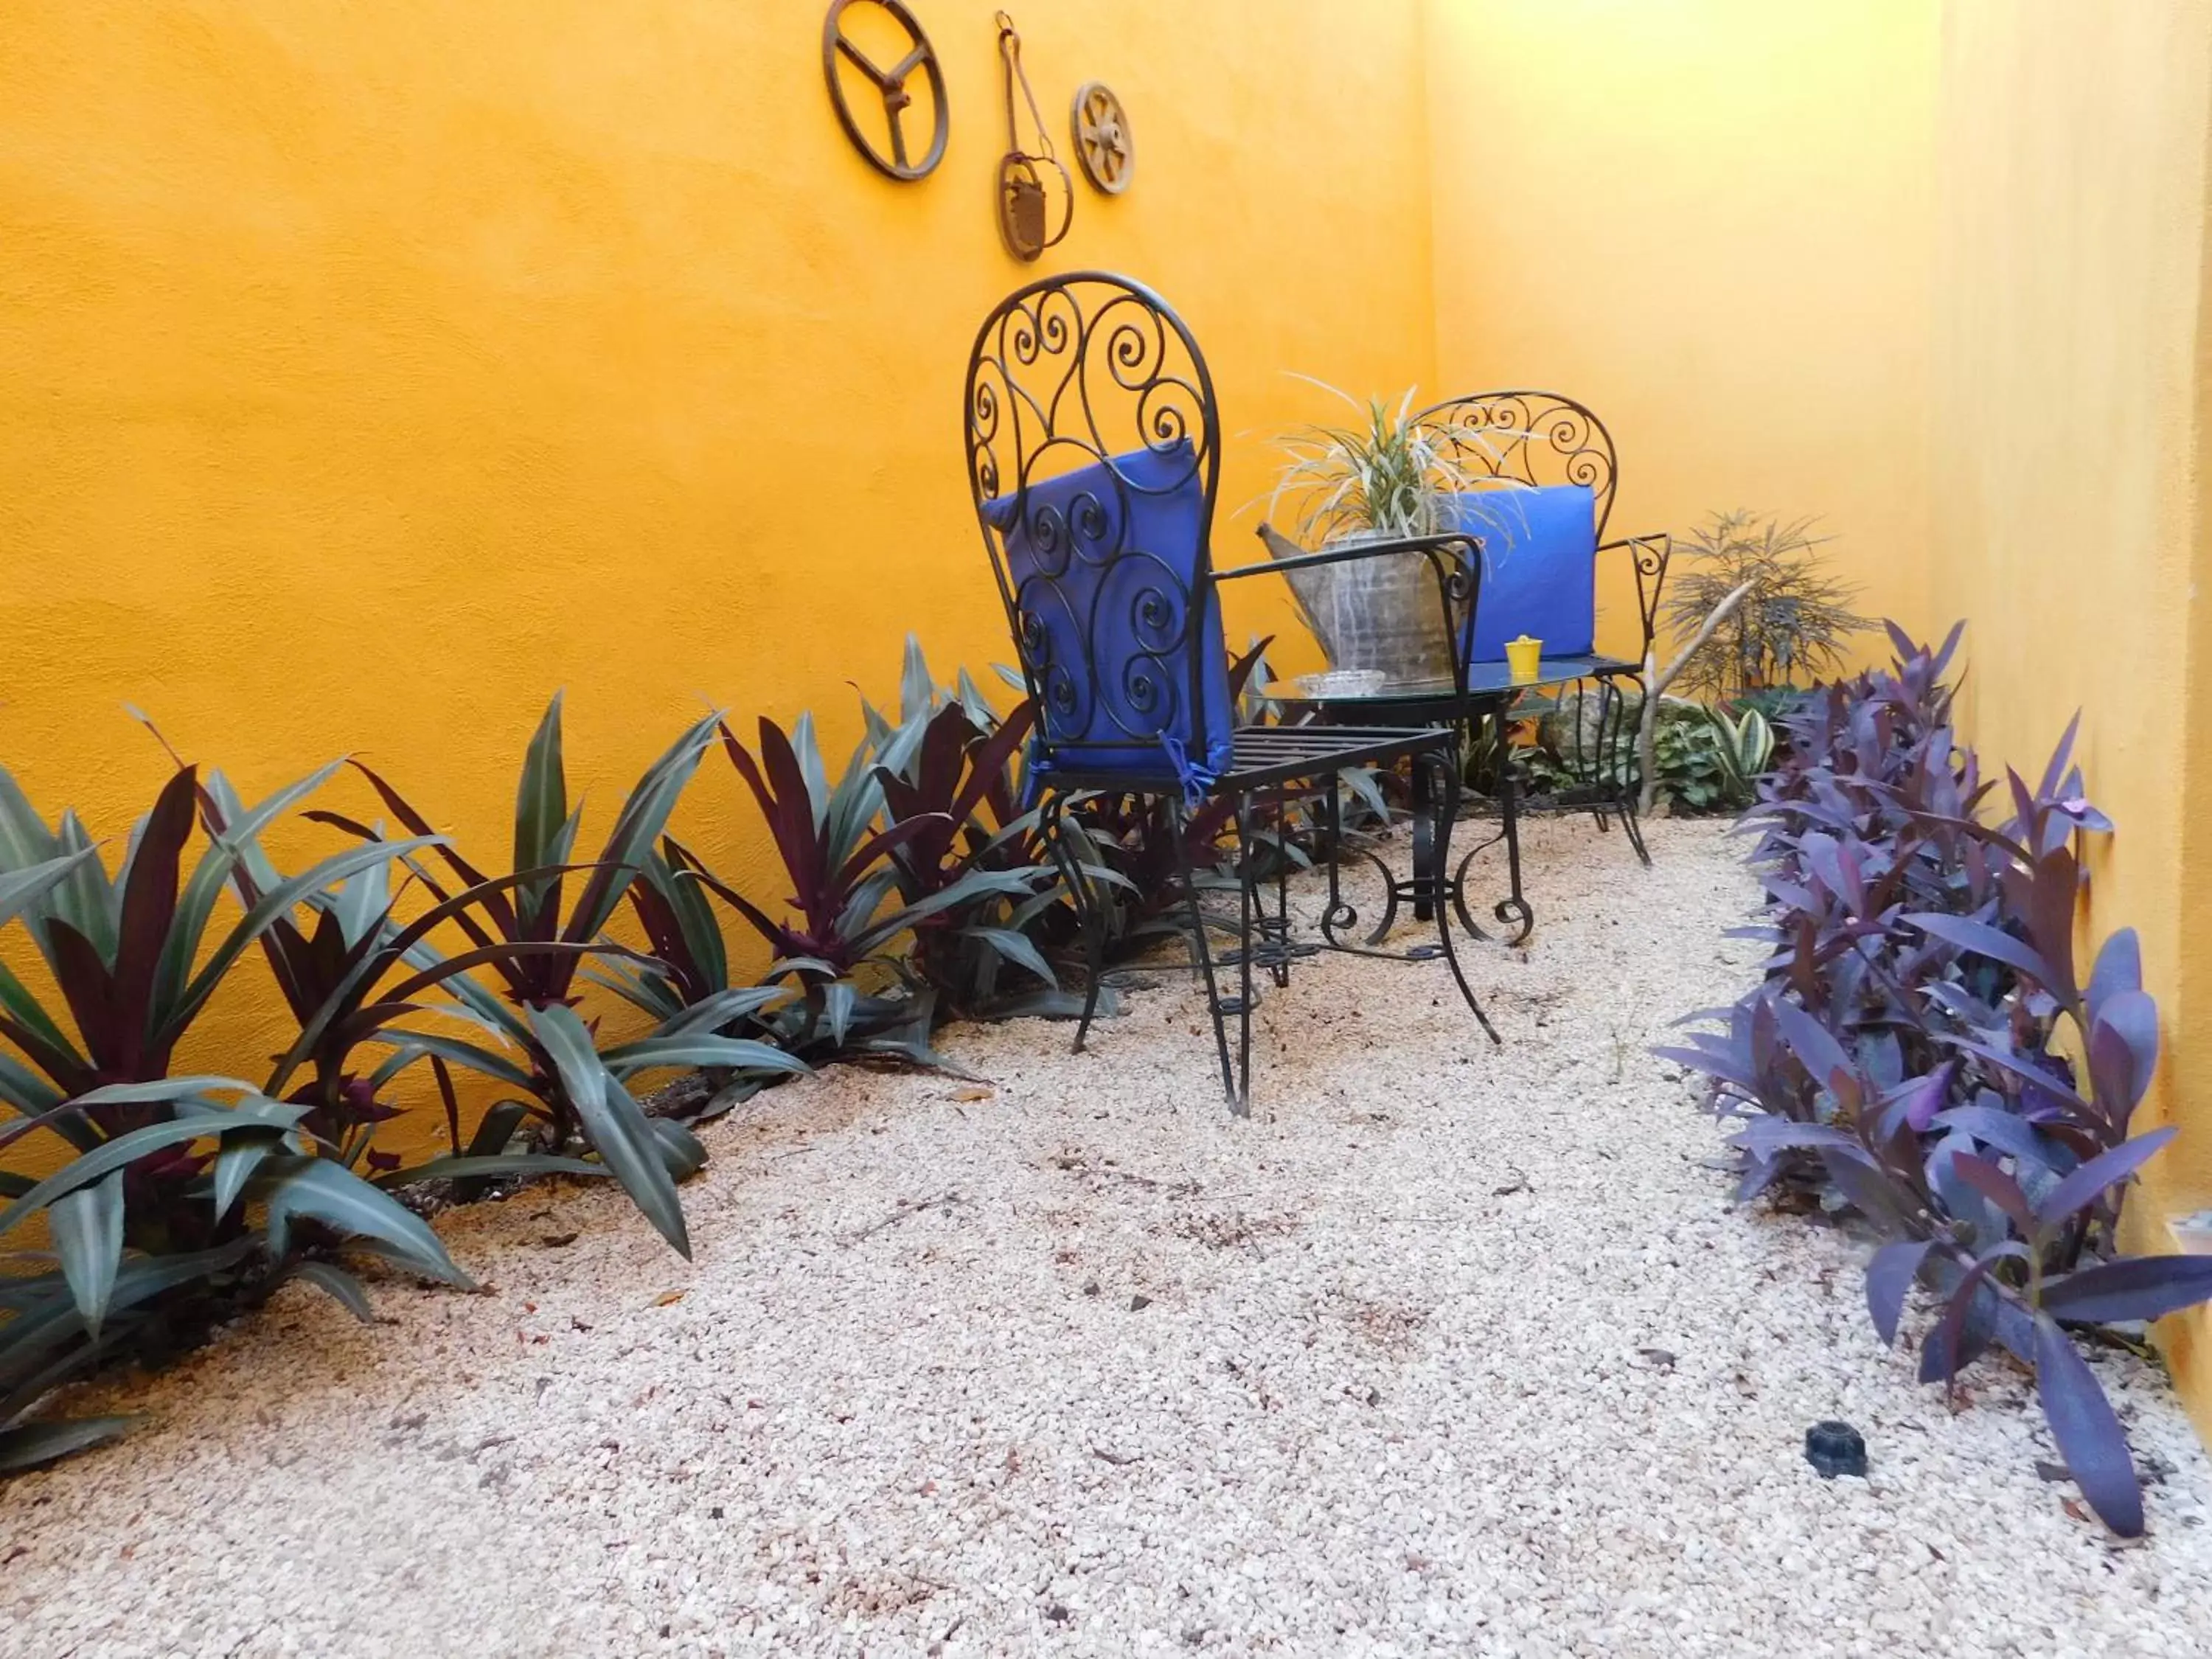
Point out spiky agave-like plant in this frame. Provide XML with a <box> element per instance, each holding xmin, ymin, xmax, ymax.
<box><xmin>1660</xmin><ymin>510</ymin><xmax>1872</xmax><ymax>699</ymax></box>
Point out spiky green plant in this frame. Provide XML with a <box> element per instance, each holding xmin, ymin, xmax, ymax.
<box><xmin>315</xmin><ymin>698</ymin><xmax>805</xmax><ymax>1257</ymax></box>
<box><xmin>1660</xmin><ymin>511</ymin><xmax>1873</xmax><ymax>698</ymax></box>
<box><xmin>1262</xmin><ymin>380</ymin><xmax>1508</xmax><ymax>544</ymax></box>
<box><xmin>0</xmin><ymin>774</ymin><xmax>473</xmax><ymax>1474</ymax></box>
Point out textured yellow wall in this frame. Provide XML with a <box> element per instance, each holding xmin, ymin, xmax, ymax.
<box><xmin>1422</xmin><ymin>0</ymin><xmax>2212</xmax><ymax>1435</ymax></box>
<box><xmin>0</xmin><ymin>0</ymin><xmax>1436</xmax><ymax>1145</ymax></box>
<box><xmin>16</xmin><ymin>4</ymin><xmax>2212</xmax><ymax>1443</ymax></box>
<box><xmin>1929</xmin><ymin>0</ymin><xmax>2212</xmax><ymax>1427</ymax></box>
<box><xmin>1423</xmin><ymin>0</ymin><xmax>1939</xmax><ymax>662</ymax></box>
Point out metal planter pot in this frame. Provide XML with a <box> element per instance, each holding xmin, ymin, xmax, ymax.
<box><xmin>1270</xmin><ymin>528</ymin><xmax>1454</xmax><ymax>690</ymax></box>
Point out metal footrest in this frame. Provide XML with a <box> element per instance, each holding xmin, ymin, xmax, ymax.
<box><xmin>1220</xmin><ymin>941</ymin><xmax>1320</xmax><ymax>967</ymax></box>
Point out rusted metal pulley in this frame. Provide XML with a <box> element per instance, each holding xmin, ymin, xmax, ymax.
<box><xmin>994</xmin><ymin>12</ymin><xmax>1072</xmax><ymax>261</ymax></box>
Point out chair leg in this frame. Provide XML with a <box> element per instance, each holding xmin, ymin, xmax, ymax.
<box><xmin>1168</xmin><ymin>798</ymin><xmax>1238</xmax><ymax>1105</ymax></box>
<box><xmin>1231</xmin><ymin>790</ymin><xmax>1257</xmax><ymax>1113</ymax></box>
<box><xmin>1426</xmin><ymin>752</ymin><xmax>1503</xmax><ymax>1047</ymax></box>
<box><xmin>1269</xmin><ymin>782</ymin><xmax>1293</xmax><ymax>989</ymax></box>
<box><xmin>1584</xmin><ymin>681</ymin><xmax>1615</xmax><ymax>835</ymax></box>
<box><xmin>1618</xmin><ymin>775</ymin><xmax>1652</xmax><ymax>866</ymax></box>
<box><xmin>1605</xmin><ymin>675</ymin><xmax>1654</xmax><ymax>867</ymax></box>
<box><xmin>1040</xmin><ymin>793</ymin><xmax>1106</xmax><ymax>1051</ymax></box>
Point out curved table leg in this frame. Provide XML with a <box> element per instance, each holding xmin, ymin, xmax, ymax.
<box><xmin>1490</xmin><ymin>728</ymin><xmax>1534</xmax><ymax>944</ymax></box>
<box><xmin>1425</xmin><ymin>751</ymin><xmax>1501</xmax><ymax>1043</ymax></box>
<box><xmin>1445</xmin><ymin>705</ymin><xmax>1536</xmax><ymax>947</ymax></box>
<box><xmin>1409</xmin><ymin>755</ymin><xmax>1436</xmax><ymax>925</ymax></box>
<box><xmin>1312</xmin><ymin>730</ymin><xmax>1536</xmax><ymax>961</ymax></box>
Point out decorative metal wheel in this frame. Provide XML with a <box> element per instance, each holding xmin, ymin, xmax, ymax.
<box><xmin>821</xmin><ymin>0</ymin><xmax>947</xmax><ymax>181</ymax></box>
<box><xmin>1071</xmin><ymin>82</ymin><xmax>1134</xmax><ymax>194</ymax></box>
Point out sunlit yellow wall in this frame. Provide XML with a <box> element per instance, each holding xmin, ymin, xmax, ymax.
<box><xmin>20</xmin><ymin>1</ymin><xmax>2212</xmax><ymax>1444</ymax></box>
<box><xmin>0</xmin><ymin>0</ymin><xmax>1437</xmax><ymax>1161</ymax></box>
<box><xmin>1422</xmin><ymin>0</ymin><xmax>1938</xmax><ymax>662</ymax></box>
<box><xmin>1928</xmin><ymin>0</ymin><xmax>2212</xmax><ymax>1428</ymax></box>
<box><xmin>1425</xmin><ymin>0</ymin><xmax>2212</xmax><ymax>1436</ymax></box>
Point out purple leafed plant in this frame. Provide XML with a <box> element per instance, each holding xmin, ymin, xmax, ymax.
<box><xmin>1661</xmin><ymin>622</ymin><xmax>2208</xmax><ymax>1537</ymax></box>
<box><xmin>664</xmin><ymin>671</ymin><xmax>1051</xmax><ymax>1065</ymax></box>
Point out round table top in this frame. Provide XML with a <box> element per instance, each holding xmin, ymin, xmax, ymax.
<box><xmin>1265</xmin><ymin>653</ymin><xmax>1638</xmax><ymax>717</ymax></box>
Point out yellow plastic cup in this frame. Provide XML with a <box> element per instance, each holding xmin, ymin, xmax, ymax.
<box><xmin>1505</xmin><ymin>635</ymin><xmax>1543</xmax><ymax>683</ymax></box>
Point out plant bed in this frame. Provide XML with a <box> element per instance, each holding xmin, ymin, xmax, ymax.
<box><xmin>1663</xmin><ymin>622</ymin><xmax>2212</xmax><ymax>1537</ymax></box>
<box><xmin>7</xmin><ymin>822</ymin><xmax>2211</xmax><ymax>1655</ymax></box>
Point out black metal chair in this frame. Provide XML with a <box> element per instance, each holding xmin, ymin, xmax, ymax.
<box><xmin>963</xmin><ymin>272</ymin><xmax>1497</xmax><ymax>1112</ymax></box>
<box><xmin>1412</xmin><ymin>391</ymin><xmax>1672</xmax><ymax>866</ymax></box>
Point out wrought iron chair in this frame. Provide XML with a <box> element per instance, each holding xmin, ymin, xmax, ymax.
<box><xmin>963</xmin><ymin>272</ymin><xmax>1498</xmax><ymax>1112</ymax></box>
<box><xmin>1413</xmin><ymin>391</ymin><xmax>1672</xmax><ymax>866</ymax></box>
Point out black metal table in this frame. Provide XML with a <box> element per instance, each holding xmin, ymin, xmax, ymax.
<box><xmin>1273</xmin><ymin>653</ymin><xmax>1640</xmax><ymax>950</ymax></box>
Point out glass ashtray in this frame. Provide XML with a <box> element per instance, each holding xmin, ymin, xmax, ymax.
<box><xmin>1293</xmin><ymin>669</ymin><xmax>1387</xmax><ymax>700</ymax></box>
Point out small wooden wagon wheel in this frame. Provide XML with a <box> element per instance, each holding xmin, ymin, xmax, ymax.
<box><xmin>821</xmin><ymin>0</ymin><xmax>947</xmax><ymax>181</ymax></box>
<box><xmin>1071</xmin><ymin>82</ymin><xmax>1133</xmax><ymax>195</ymax></box>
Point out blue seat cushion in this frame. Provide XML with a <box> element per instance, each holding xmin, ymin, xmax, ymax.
<box><xmin>981</xmin><ymin>440</ymin><xmax>1234</xmax><ymax>786</ymax></box>
<box><xmin>1442</xmin><ymin>484</ymin><xmax>1599</xmax><ymax>660</ymax></box>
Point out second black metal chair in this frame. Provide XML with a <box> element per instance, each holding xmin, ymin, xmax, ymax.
<box><xmin>1413</xmin><ymin>389</ymin><xmax>1674</xmax><ymax>865</ymax></box>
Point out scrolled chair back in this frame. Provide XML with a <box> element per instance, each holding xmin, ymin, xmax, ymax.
<box><xmin>1413</xmin><ymin>390</ymin><xmax>1620</xmax><ymax>541</ymax></box>
<box><xmin>964</xmin><ymin>273</ymin><xmax>1233</xmax><ymax>793</ymax></box>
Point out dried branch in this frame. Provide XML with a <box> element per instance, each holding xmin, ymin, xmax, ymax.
<box><xmin>838</xmin><ymin>1190</ymin><xmax>963</xmax><ymax>1245</ymax></box>
<box><xmin>1638</xmin><ymin>578</ymin><xmax>1757</xmax><ymax>816</ymax></box>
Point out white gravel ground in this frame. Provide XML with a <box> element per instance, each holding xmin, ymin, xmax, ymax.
<box><xmin>9</xmin><ymin>819</ymin><xmax>2212</xmax><ymax>1658</ymax></box>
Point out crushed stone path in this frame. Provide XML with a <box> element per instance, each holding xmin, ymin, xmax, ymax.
<box><xmin>8</xmin><ymin>820</ymin><xmax>2212</xmax><ymax>1657</ymax></box>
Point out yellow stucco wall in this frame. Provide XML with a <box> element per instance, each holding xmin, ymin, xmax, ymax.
<box><xmin>1423</xmin><ymin>0</ymin><xmax>2212</xmax><ymax>1431</ymax></box>
<box><xmin>1423</xmin><ymin>0</ymin><xmax>1940</xmax><ymax>661</ymax></box>
<box><xmin>1</xmin><ymin>0</ymin><xmax>1436</xmax><ymax>1153</ymax></box>
<box><xmin>13</xmin><ymin>0</ymin><xmax>2212</xmax><ymax>1436</ymax></box>
<box><xmin>1929</xmin><ymin>0</ymin><xmax>2212</xmax><ymax>1428</ymax></box>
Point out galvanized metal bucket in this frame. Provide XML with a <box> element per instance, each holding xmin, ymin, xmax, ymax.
<box><xmin>1264</xmin><ymin>526</ymin><xmax>1455</xmax><ymax>691</ymax></box>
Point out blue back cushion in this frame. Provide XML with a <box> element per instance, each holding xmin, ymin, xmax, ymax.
<box><xmin>982</xmin><ymin>441</ymin><xmax>1233</xmax><ymax>782</ymax></box>
<box><xmin>1444</xmin><ymin>484</ymin><xmax>1599</xmax><ymax>660</ymax></box>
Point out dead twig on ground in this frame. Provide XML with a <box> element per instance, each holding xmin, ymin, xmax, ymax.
<box><xmin>1047</xmin><ymin>1150</ymin><xmax>1204</xmax><ymax>1200</ymax></box>
<box><xmin>840</xmin><ymin>1191</ymin><xmax>963</xmax><ymax>1246</ymax></box>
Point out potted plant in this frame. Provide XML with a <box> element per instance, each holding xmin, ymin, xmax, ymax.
<box><xmin>1256</xmin><ymin>383</ymin><xmax>1503</xmax><ymax>689</ymax></box>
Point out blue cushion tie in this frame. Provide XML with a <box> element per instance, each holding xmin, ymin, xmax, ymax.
<box><xmin>1158</xmin><ymin>733</ymin><xmax>1218</xmax><ymax>811</ymax></box>
<box><xmin>1017</xmin><ymin>733</ymin><xmax>1046</xmax><ymax>812</ymax></box>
